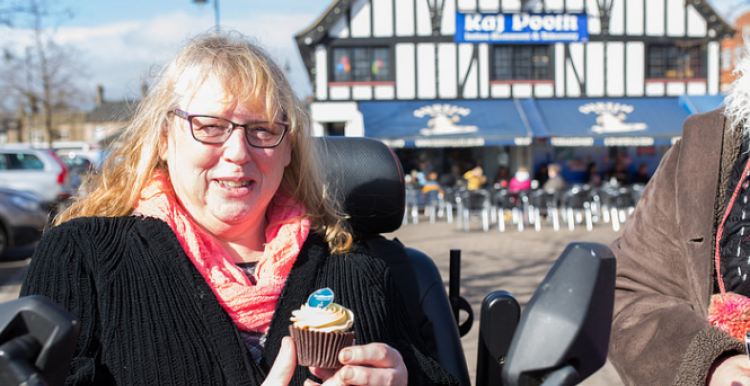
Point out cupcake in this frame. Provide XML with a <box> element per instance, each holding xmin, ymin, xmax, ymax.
<box><xmin>289</xmin><ymin>288</ymin><xmax>355</xmax><ymax>368</ymax></box>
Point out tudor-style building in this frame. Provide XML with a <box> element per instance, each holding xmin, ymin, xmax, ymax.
<box><xmin>296</xmin><ymin>0</ymin><xmax>732</xmax><ymax>183</ymax></box>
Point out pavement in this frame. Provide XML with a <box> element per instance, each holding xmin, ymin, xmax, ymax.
<box><xmin>0</xmin><ymin>217</ymin><xmax>626</xmax><ymax>386</ymax></box>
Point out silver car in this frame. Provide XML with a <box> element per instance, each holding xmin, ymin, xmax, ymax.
<box><xmin>0</xmin><ymin>146</ymin><xmax>73</xmax><ymax>206</ymax></box>
<box><xmin>0</xmin><ymin>187</ymin><xmax>48</xmax><ymax>257</ymax></box>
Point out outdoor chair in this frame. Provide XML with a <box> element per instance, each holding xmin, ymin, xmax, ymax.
<box><xmin>493</xmin><ymin>188</ymin><xmax>523</xmax><ymax>232</ymax></box>
<box><xmin>459</xmin><ymin>189</ymin><xmax>492</xmax><ymax>232</ymax></box>
<box><xmin>607</xmin><ymin>187</ymin><xmax>637</xmax><ymax>232</ymax></box>
<box><xmin>526</xmin><ymin>189</ymin><xmax>561</xmax><ymax>231</ymax></box>
<box><xmin>560</xmin><ymin>186</ymin><xmax>594</xmax><ymax>231</ymax></box>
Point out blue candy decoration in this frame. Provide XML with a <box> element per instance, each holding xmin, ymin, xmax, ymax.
<box><xmin>307</xmin><ymin>288</ymin><xmax>334</xmax><ymax>308</ymax></box>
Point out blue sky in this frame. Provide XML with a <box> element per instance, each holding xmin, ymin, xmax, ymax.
<box><xmin>1</xmin><ymin>0</ymin><xmax>746</xmax><ymax>106</ymax></box>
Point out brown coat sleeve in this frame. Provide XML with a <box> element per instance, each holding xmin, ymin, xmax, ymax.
<box><xmin>609</xmin><ymin>110</ymin><xmax>744</xmax><ymax>386</ymax></box>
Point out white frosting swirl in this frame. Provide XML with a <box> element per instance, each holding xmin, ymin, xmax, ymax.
<box><xmin>290</xmin><ymin>302</ymin><xmax>354</xmax><ymax>333</ymax></box>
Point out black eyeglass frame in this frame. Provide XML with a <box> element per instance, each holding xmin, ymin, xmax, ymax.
<box><xmin>171</xmin><ymin>109</ymin><xmax>289</xmax><ymax>149</ymax></box>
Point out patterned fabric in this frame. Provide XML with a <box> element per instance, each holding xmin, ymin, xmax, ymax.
<box><xmin>236</xmin><ymin>261</ymin><xmax>266</xmax><ymax>362</ymax></box>
<box><xmin>719</xmin><ymin>135</ymin><xmax>750</xmax><ymax>296</ymax></box>
<box><xmin>133</xmin><ymin>171</ymin><xmax>310</xmax><ymax>334</ymax></box>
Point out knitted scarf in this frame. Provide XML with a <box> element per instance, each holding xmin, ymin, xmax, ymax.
<box><xmin>134</xmin><ymin>171</ymin><xmax>310</xmax><ymax>334</ymax></box>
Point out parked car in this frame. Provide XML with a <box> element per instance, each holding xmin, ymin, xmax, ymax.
<box><xmin>0</xmin><ymin>187</ymin><xmax>48</xmax><ymax>257</ymax></box>
<box><xmin>0</xmin><ymin>145</ymin><xmax>73</xmax><ymax>208</ymax></box>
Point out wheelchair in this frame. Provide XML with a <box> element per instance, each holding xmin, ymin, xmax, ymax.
<box><xmin>0</xmin><ymin>137</ymin><xmax>616</xmax><ymax>386</ymax></box>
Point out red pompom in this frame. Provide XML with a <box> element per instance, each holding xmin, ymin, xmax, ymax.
<box><xmin>708</xmin><ymin>292</ymin><xmax>750</xmax><ymax>341</ymax></box>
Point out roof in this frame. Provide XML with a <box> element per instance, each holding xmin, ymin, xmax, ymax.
<box><xmin>86</xmin><ymin>100</ymin><xmax>138</xmax><ymax>123</ymax></box>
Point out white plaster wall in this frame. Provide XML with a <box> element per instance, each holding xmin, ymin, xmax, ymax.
<box><xmin>626</xmin><ymin>42</ymin><xmax>645</xmax><ymax>96</ymax></box>
<box><xmin>608</xmin><ymin>0</ymin><xmax>624</xmax><ymax>36</ymax></box>
<box><xmin>395</xmin><ymin>0</ymin><xmax>415</xmax><ymax>36</ymax></box>
<box><xmin>586</xmin><ymin>42</ymin><xmax>604</xmax><ymax>97</ymax></box>
<box><xmin>491</xmin><ymin>83</ymin><xmax>511</xmax><ymax>98</ymax></box>
<box><xmin>709</xmin><ymin>41</ymin><xmax>720</xmax><ymax>94</ymax></box>
<box><xmin>626</xmin><ymin>0</ymin><xmax>644</xmax><ymax>36</ymax></box>
<box><xmin>535</xmin><ymin>83</ymin><xmax>555</xmax><ymax>98</ymax></box>
<box><xmin>555</xmin><ymin>43</ymin><xmax>566</xmax><ymax>97</ymax></box>
<box><xmin>374</xmin><ymin>85</ymin><xmax>396</xmax><ymax>99</ymax></box>
<box><xmin>329</xmin><ymin>16</ymin><xmax>349</xmax><ymax>38</ymax></box>
<box><xmin>459</xmin><ymin>43</ymin><xmax>479</xmax><ymax>99</ymax></box>
<box><xmin>645</xmin><ymin>83</ymin><xmax>665</xmax><ymax>96</ymax></box>
<box><xmin>416</xmin><ymin>0</ymin><xmax>432</xmax><ymax>36</ymax></box>
<box><xmin>351</xmin><ymin>0</ymin><xmax>371</xmax><ymax>38</ymax></box>
<box><xmin>687</xmin><ymin>82</ymin><xmax>708</xmax><ymax>95</ymax></box>
<box><xmin>315</xmin><ymin>45</ymin><xmax>328</xmax><ymax>101</ymax></box>
<box><xmin>417</xmin><ymin>43</ymin><xmax>437</xmax><ymax>98</ymax></box>
<box><xmin>352</xmin><ymin>85</ymin><xmax>373</xmax><ymax>99</ymax></box>
<box><xmin>442</xmin><ymin>0</ymin><xmax>457</xmax><ymax>35</ymax></box>
<box><xmin>567</xmin><ymin>43</ymin><xmax>584</xmax><ymax>96</ymax></box>
<box><xmin>646</xmin><ymin>0</ymin><xmax>665</xmax><ymax>36</ymax></box>
<box><xmin>438</xmin><ymin>43</ymin><xmax>458</xmax><ymax>98</ymax></box>
<box><xmin>479</xmin><ymin>43</ymin><xmax>490</xmax><ymax>98</ymax></box>
<box><xmin>666</xmin><ymin>82</ymin><xmax>686</xmax><ymax>96</ymax></box>
<box><xmin>586</xmin><ymin>0</ymin><xmax>601</xmax><ymax>35</ymax></box>
<box><xmin>396</xmin><ymin>43</ymin><xmax>416</xmax><ymax>99</ymax></box>
<box><xmin>666</xmin><ymin>0</ymin><xmax>686</xmax><ymax>37</ymax></box>
<box><xmin>372</xmin><ymin>0</ymin><xmax>393</xmax><ymax>37</ymax></box>
<box><xmin>607</xmin><ymin>42</ymin><xmax>625</xmax><ymax>96</ymax></box>
<box><xmin>687</xmin><ymin>5</ymin><xmax>707</xmax><ymax>37</ymax></box>
<box><xmin>329</xmin><ymin>86</ymin><xmax>351</xmax><ymax>100</ymax></box>
<box><xmin>513</xmin><ymin>83</ymin><xmax>533</xmax><ymax>98</ymax></box>
<box><xmin>479</xmin><ymin>0</ymin><xmax>499</xmax><ymax>12</ymax></box>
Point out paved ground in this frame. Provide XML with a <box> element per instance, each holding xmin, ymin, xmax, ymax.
<box><xmin>386</xmin><ymin>216</ymin><xmax>626</xmax><ymax>386</ymax></box>
<box><xmin>0</xmin><ymin>218</ymin><xmax>626</xmax><ymax>386</ymax></box>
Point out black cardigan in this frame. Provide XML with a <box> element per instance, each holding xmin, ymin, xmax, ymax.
<box><xmin>20</xmin><ymin>216</ymin><xmax>458</xmax><ymax>386</ymax></box>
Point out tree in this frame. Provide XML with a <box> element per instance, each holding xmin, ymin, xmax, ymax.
<box><xmin>1</xmin><ymin>0</ymin><xmax>87</xmax><ymax>147</ymax></box>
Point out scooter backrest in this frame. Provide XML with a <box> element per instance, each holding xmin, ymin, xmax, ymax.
<box><xmin>315</xmin><ymin>137</ymin><xmax>405</xmax><ymax>234</ymax></box>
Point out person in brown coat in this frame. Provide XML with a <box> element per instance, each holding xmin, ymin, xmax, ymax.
<box><xmin>609</xmin><ymin>101</ymin><xmax>750</xmax><ymax>383</ymax></box>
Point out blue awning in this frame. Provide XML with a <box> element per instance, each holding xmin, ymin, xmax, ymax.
<box><xmin>359</xmin><ymin>99</ymin><xmax>547</xmax><ymax>148</ymax></box>
<box><xmin>528</xmin><ymin>97</ymin><xmax>690</xmax><ymax>146</ymax></box>
<box><xmin>679</xmin><ymin>94</ymin><xmax>726</xmax><ymax>114</ymax></box>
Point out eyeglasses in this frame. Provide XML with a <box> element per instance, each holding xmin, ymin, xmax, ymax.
<box><xmin>171</xmin><ymin>109</ymin><xmax>288</xmax><ymax>148</ymax></box>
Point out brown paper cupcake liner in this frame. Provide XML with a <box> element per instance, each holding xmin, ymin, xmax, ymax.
<box><xmin>289</xmin><ymin>325</ymin><xmax>355</xmax><ymax>369</ymax></box>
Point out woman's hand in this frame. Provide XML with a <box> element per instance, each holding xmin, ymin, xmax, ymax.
<box><xmin>707</xmin><ymin>354</ymin><xmax>750</xmax><ymax>386</ymax></box>
<box><xmin>307</xmin><ymin>343</ymin><xmax>408</xmax><ymax>386</ymax></box>
<box><xmin>263</xmin><ymin>337</ymin><xmax>297</xmax><ymax>386</ymax></box>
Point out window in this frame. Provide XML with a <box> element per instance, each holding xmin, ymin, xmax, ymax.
<box><xmin>332</xmin><ymin>47</ymin><xmax>391</xmax><ymax>82</ymax></box>
<box><xmin>6</xmin><ymin>153</ymin><xmax>44</xmax><ymax>170</ymax></box>
<box><xmin>492</xmin><ymin>45</ymin><xmax>552</xmax><ymax>81</ymax></box>
<box><xmin>647</xmin><ymin>44</ymin><xmax>706</xmax><ymax>79</ymax></box>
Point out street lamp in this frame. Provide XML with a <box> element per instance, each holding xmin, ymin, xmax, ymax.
<box><xmin>193</xmin><ymin>0</ymin><xmax>220</xmax><ymax>30</ymax></box>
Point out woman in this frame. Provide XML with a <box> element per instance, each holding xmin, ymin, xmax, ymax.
<box><xmin>508</xmin><ymin>166</ymin><xmax>531</xmax><ymax>194</ymax></box>
<box><xmin>20</xmin><ymin>31</ymin><xmax>457</xmax><ymax>386</ymax></box>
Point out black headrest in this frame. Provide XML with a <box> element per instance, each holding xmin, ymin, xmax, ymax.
<box><xmin>315</xmin><ymin>137</ymin><xmax>405</xmax><ymax>235</ymax></box>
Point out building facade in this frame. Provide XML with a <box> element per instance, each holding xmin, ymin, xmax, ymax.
<box><xmin>296</xmin><ymin>0</ymin><xmax>732</xmax><ymax>185</ymax></box>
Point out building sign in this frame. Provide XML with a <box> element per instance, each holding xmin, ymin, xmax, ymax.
<box><xmin>455</xmin><ymin>12</ymin><xmax>588</xmax><ymax>44</ymax></box>
<box><xmin>578</xmin><ymin>102</ymin><xmax>647</xmax><ymax>134</ymax></box>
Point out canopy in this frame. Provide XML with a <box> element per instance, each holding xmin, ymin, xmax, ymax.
<box><xmin>358</xmin><ymin>99</ymin><xmax>546</xmax><ymax>148</ymax></box>
<box><xmin>528</xmin><ymin>97</ymin><xmax>691</xmax><ymax>146</ymax></box>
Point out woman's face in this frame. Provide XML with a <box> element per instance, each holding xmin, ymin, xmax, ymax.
<box><xmin>162</xmin><ymin>77</ymin><xmax>291</xmax><ymax>240</ymax></box>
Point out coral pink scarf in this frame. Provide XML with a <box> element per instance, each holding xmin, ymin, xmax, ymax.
<box><xmin>134</xmin><ymin>171</ymin><xmax>310</xmax><ymax>334</ymax></box>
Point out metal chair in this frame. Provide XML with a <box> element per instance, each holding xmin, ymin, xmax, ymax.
<box><xmin>527</xmin><ymin>189</ymin><xmax>561</xmax><ymax>231</ymax></box>
<box><xmin>560</xmin><ymin>187</ymin><xmax>594</xmax><ymax>231</ymax></box>
<box><xmin>460</xmin><ymin>189</ymin><xmax>492</xmax><ymax>232</ymax></box>
<box><xmin>493</xmin><ymin>188</ymin><xmax>524</xmax><ymax>232</ymax></box>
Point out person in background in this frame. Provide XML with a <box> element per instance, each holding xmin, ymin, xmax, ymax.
<box><xmin>439</xmin><ymin>164</ymin><xmax>462</xmax><ymax>188</ymax></box>
<box><xmin>608</xmin><ymin>42</ymin><xmax>750</xmax><ymax>386</ymax></box>
<box><xmin>422</xmin><ymin>171</ymin><xmax>443</xmax><ymax>195</ymax></box>
<box><xmin>631</xmin><ymin>163</ymin><xmax>651</xmax><ymax>184</ymax></box>
<box><xmin>463</xmin><ymin>165</ymin><xmax>487</xmax><ymax>191</ymax></box>
<box><xmin>493</xmin><ymin>165</ymin><xmax>511</xmax><ymax>188</ymax></box>
<box><xmin>19</xmin><ymin>31</ymin><xmax>458</xmax><ymax>386</ymax></box>
<box><xmin>508</xmin><ymin>166</ymin><xmax>532</xmax><ymax>194</ymax></box>
<box><xmin>584</xmin><ymin>162</ymin><xmax>603</xmax><ymax>187</ymax></box>
<box><xmin>606</xmin><ymin>158</ymin><xmax>632</xmax><ymax>186</ymax></box>
<box><xmin>534</xmin><ymin>163</ymin><xmax>549</xmax><ymax>186</ymax></box>
<box><xmin>542</xmin><ymin>163</ymin><xmax>567</xmax><ymax>192</ymax></box>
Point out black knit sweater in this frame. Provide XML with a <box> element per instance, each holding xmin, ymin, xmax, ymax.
<box><xmin>20</xmin><ymin>216</ymin><xmax>458</xmax><ymax>386</ymax></box>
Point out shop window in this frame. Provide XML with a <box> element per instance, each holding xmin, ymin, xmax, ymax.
<box><xmin>491</xmin><ymin>45</ymin><xmax>552</xmax><ymax>81</ymax></box>
<box><xmin>647</xmin><ymin>44</ymin><xmax>706</xmax><ymax>79</ymax></box>
<box><xmin>331</xmin><ymin>47</ymin><xmax>391</xmax><ymax>83</ymax></box>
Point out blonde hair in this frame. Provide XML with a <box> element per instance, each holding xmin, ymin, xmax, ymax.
<box><xmin>58</xmin><ymin>31</ymin><xmax>353</xmax><ymax>253</ymax></box>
